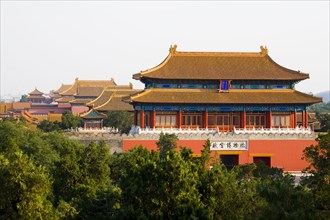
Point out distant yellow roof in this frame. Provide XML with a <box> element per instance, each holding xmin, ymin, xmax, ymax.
<box><xmin>29</xmin><ymin>88</ymin><xmax>44</xmax><ymax>95</ymax></box>
<box><xmin>60</xmin><ymin>79</ymin><xmax>117</xmax><ymax>96</ymax></box>
<box><xmin>88</xmin><ymin>89</ymin><xmax>141</xmax><ymax>108</ymax></box>
<box><xmin>92</xmin><ymin>89</ymin><xmax>140</xmax><ymax>111</ymax></box>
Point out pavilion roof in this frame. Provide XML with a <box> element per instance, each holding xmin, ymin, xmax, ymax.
<box><xmin>133</xmin><ymin>45</ymin><xmax>309</xmax><ymax>81</ymax></box>
<box><xmin>80</xmin><ymin>108</ymin><xmax>106</xmax><ymax>119</ymax></box>
<box><xmin>129</xmin><ymin>88</ymin><xmax>322</xmax><ymax>105</ymax></box>
<box><xmin>29</xmin><ymin>88</ymin><xmax>44</xmax><ymax>95</ymax></box>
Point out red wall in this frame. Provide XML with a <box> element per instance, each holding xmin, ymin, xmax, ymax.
<box><xmin>122</xmin><ymin>139</ymin><xmax>317</xmax><ymax>172</ymax></box>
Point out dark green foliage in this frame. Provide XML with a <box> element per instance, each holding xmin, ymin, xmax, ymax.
<box><xmin>180</xmin><ymin>146</ymin><xmax>193</xmax><ymax>161</ymax></box>
<box><xmin>37</xmin><ymin>120</ymin><xmax>62</xmax><ymax>132</ymax></box>
<box><xmin>257</xmin><ymin>174</ymin><xmax>315</xmax><ymax>220</ymax></box>
<box><xmin>302</xmin><ymin>132</ymin><xmax>330</xmax><ymax>218</ymax></box>
<box><xmin>61</xmin><ymin>111</ymin><xmax>83</xmax><ymax>129</ymax></box>
<box><xmin>0</xmin><ymin>150</ymin><xmax>55</xmax><ymax>219</ymax></box>
<box><xmin>1</xmin><ymin>120</ymin><xmax>329</xmax><ymax>219</ymax></box>
<box><xmin>309</xmin><ymin>102</ymin><xmax>330</xmax><ymax>114</ymax></box>
<box><xmin>103</xmin><ymin>110</ymin><xmax>133</xmax><ymax>133</ymax></box>
<box><xmin>37</xmin><ymin>111</ymin><xmax>83</xmax><ymax>132</ymax></box>
<box><xmin>156</xmin><ymin>132</ymin><xmax>178</xmax><ymax>159</ymax></box>
<box><xmin>19</xmin><ymin>94</ymin><xmax>28</xmax><ymax>102</ymax></box>
<box><xmin>317</xmin><ymin>113</ymin><xmax>330</xmax><ymax>132</ymax></box>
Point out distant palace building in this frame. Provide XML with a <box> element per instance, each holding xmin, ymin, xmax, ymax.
<box><xmin>27</xmin><ymin>88</ymin><xmax>47</xmax><ymax>103</ymax></box>
<box><xmin>124</xmin><ymin>45</ymin><xmax>322</xmax><ymax>171</ymax></box>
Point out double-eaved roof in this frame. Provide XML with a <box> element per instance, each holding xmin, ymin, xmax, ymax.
<box><xmin>133</xmin><ymin>45</ymin><xmax>309</xmax><ymax>81</ymax></box>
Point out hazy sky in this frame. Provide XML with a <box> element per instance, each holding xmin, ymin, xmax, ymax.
<box><xmin>1</xmin><ymin>1</ymin><xmax>329</xmax><ymax>97</ymax></box>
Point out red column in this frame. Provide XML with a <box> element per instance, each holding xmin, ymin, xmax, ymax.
<box><xmin>134</xmin><ymin>110</ymin><xmax>138</xmax><ymax>126</ymax></box>
<box><xmin>140</xmin><ymin>110</ymin><xmax>145</xmax><ymax>129</ymax></box>
<box><xmin>151</xmin><ymin>110</ymin><xmax>156</xmax><ymax>128</ymax></box>
<box><xmin>204</xmin><ymin>111</ymin><xmax>209</xmax><ymax>128</ymax></box>
<box><xmin>266</xmin><ymin>111</ymin><xmax>270</xmax><ymax>128</ymax></box>
<box><xmin>305</xmin><ymin>110</ymin><xmax>309</xmax><ymax>128</ymax></box>
<box><xmin>301</xmin><ymin>111</ymin><xmax>305</xmax><ymax>128</ymax></box>
<box><xmin>177</xmin><ymin>111</ymin><xmax>182</xmax><ymax>128</ymax></box>
<box><xmin>240</xmin><ymin>111</ymin><xmax>246</xmax><ymax>128</ymax></box>
<box><xmin>293</xmin><ymin>110</ymin><xmax>297</xmax><ymax>128</ymax></box>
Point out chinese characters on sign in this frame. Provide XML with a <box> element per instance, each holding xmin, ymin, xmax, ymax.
<box><xmin>211</xmin><ymin>141</ymin><xmax>248</xmax><ymax>151</ymax></box>
<box><xmin>219</xmin><ymin>80</ymin><xmax>230</xmax><ymax>92</ymax></box>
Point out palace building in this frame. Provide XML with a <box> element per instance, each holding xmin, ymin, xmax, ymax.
<box><xmin>124</xmin><ymin>45</ymin><xmax>322</xmax><ymax>172</ymax></box>
<box><xmin>129</xmin><ymin>45</ymin><xmax>321</xmax><ymax>131</ymax></box>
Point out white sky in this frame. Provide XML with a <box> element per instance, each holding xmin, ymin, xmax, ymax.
<box><xmin>0</xmin><ymin>1</ymin><xmax>329</xmax><ymax>97</ymax></box>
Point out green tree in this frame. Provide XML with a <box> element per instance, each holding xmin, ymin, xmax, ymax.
<box><xmin>258</xmin><ymin>174</ymin><xmax>315</xmax><ymax>219</ymax></box>
<box><xmin>200</xmin><ymin>139</ymin><xmax>211</xmax><ymax>169</ymax></box>
<box><xmin>200</xmin><ymin>164</ymin><xmax>264</xmax><ymax>219</ymax></box>
<box><xmin>103</xmin><ymin>110</ymin><xmax>133</xmax><ymax>133</ymax></box>
<box><xmin>114</xmin><ymin>146</ymin><xmax>206</xmax><ymax>219</ymax></box>
<box><xmin>317</xmin><ymin>113</ymin><xmax>330</xmax><ymax>132</ymax></box>
<box><xmin>61</xmin><ymin>111</ymin><xmax>83</xmax><ymax>129</ymax></box>
<box><xmin>156</xmin><ymin>133</ymin><xmax>178</xmax><ymax>159</ymax></box>
<box><xmin>302</xmin><ymin>132</ymin><xmax>330</xmax><ymax>218</ymax></box>
<box><xmin>19</xmin><ymin>94</ymin><xmax>28</xmax><ymax>102</ymax></box>
<box><xmin>37</xmin><ymin>120</ymin><xmax>62</xmax><ymax>132</ymax></box>
<box><xmin>0</xmin><ymin>151</ymin><xmax>55</xmax><ymax>219</ymax></box>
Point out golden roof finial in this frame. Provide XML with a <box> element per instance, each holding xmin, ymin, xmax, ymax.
<box><xmin>260</xmin><ymin>46</ymin><xmax>268</xmax><ymax>55</ymax></box>
<box><xmin>169</xmin><ymin>44</ymin><xmax>177</xmax><ymax>54</ymax></box>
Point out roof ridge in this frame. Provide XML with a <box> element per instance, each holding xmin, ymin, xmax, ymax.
<box><xmin>173</xmin><ymin>51</ymin><xmax>264</xmax><ymax>57</ymax></box>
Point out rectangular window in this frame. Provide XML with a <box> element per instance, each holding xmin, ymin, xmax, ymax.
<box><xmin>232</xmin><ymin>115</ymin><xmax>240</xmax><ymax>127</ymax></box>
<box><xmin>223</xmin><ymin>115</ymin><xmax>229</xmax><ymax>125</ymax></box>
<box><xmin>272</xmin><ymin>114</ymin><xmax>291</xmax><ymax>127</ymax></box>
<box><xmin>246</xmin><ymin>113</ymin><xmax>266</xmax><ymax>128</ymax></box>
<box><xmin>156</xmin><ymin>114</ymin><xmax>176</xmax><ymax>127</ymax></box>
<box><xmin>220</xmin><ymin>155</ymin><xmax>239</xmax><ymax>170</ymax></box>
<box><xmin>171</xmin><ymin>116</ymin><xmax>176</xmax><ymax>126</ymax></box>
<box><xmin>208</xmin><ymin>115</ymin><xmax>215</xmax><ymax>125</ymax></box>
<box><xmin>182</xmin><ymin>114</ymin><xmax>202</xmax><ymax>127</ymax></box>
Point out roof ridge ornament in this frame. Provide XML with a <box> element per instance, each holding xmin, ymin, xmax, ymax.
<box><xmin>169</xmin><ymin>44</ymin><xmax>177</xmax><ymax>54</ymax></box>
<box><xmin>260</xmin><ymin>46</ymin><xmax>268</xmax><ymax>55</ymax></box>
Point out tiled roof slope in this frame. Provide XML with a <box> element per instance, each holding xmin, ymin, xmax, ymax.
<box><xmin>95</xmin><ymin>96</ymin><xmax>133</xmax><ymax>111</ymax></box>
<box><xmin>133</xmin><ymin>46</ymin><xmax>309</xmax><ymax>81</ymax></box>
<box><xmin>130</xmin><ymin>89</ymin><xmax>321</xmax><ymax>105</ymax></box>
<box><xmin>60</xmin><ymin>78</ymin><xmax>117</xmax><ymax>96</ymax></box>
<box><xmin>94</xmin><ymin>89</ymin><xmax>141</xmax><ymax>111</ymax></box>
<box><xmin>74</xmin><ymin>87</ymin><xmax>105</xmax><ymax>97</ymax></box>
<box><xmin>29</xmin><ymin>88</ymin><xmax>44</xmax><ymax>95</ymax></box>
<box><xmin>87</xmin><ymin>90</ymin><xmax>115</xmax><ymax>107</ymax></box>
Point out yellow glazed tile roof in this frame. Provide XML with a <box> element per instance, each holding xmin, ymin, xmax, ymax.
<box><xmin>94</xmin><ymin>89</ymin><xmax>141</xmax><ymax>111</ymax></box>
<box><xmin>130</xmin><ymin>88</ymin><xmax>321</xmax><ymax>105</ymax></box>
<box><xmin>133</xmin><ymin>46</ymin><xmax>309</xmax><ymax>81</ymax></box>
<box><xmin>29</xmin><ymin>88</ymin><xmax>44</xmax><ymax>95</ymax></box>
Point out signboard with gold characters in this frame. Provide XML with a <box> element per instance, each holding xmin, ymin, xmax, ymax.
<box><xmin>211</xmin><ymin>141</ymin><xmax>248</xmax><ymax>151</ymax></box>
